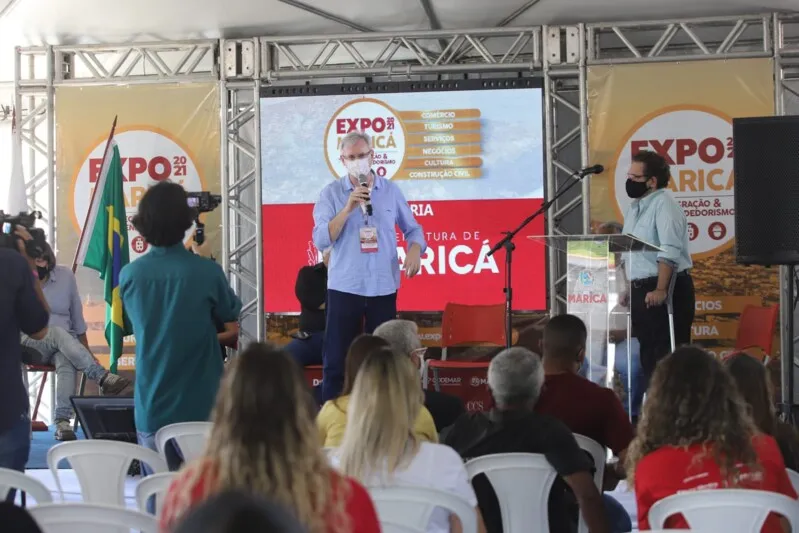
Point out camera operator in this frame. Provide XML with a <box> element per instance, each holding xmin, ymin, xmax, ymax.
<box><xmin>0</xmin><ymin>227</ymin><xmax>49</xmax><ymax>479</ymax></box>
<box><xmin>21</xmin><ymin>242</ymin><xmax>132</xmax><ymax>441</ymax></box>
<box><xmin>120</xmin><ymin>181</ymin><xmax>242</xmax><ymax>475</ymax></box>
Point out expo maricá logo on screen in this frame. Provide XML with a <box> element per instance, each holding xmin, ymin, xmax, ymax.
<box><xmin>611</xmin><ymin>106</ymin><xmax>736</xmax><ymax>259</ymax></box>
<box><xmin>70</xmin><ymin>128</ymin><xmax>205</xmax><ymax>260</ymax></box>
<box><xmin>324</xmin><ymin>98</ymin><xmax>407</xmax><ymax>180</ymax></box>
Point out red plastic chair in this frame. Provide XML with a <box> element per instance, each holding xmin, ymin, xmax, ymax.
<box><xmin>732</xmin><ymin>304</ymin><xmax>779</xmax><ymax>363</ymax></box>
<box><xmin>424</xmin><ymin>303</ymin><xmax>506</xmax><ymax>393</ymax></box>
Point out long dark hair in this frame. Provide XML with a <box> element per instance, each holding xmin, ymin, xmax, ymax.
<box><xmin>725</xmin><ymin>353</ymin><xmax>776</xmax><ymax>435</ymax></box>
<box><xmin>336</xmin><ymin>335</ymin><xmax>391</xmax><ymax>401</ymax></box>
<box><xmin>627</xmin><ymin>346</ymin><xmax>759</xmax><ymax>485</ymax></box>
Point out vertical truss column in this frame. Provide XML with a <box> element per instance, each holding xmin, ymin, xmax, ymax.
<box><xmin>221</xmin><ymin>40</ymin><xmax>264</xmax><ymax>345</ymax></box>
<box><xmin>543</xmin><ymin>25</ymin><xmax>588</xmax><ymax>315</ymax></box>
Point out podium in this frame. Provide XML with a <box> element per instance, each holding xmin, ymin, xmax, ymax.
<box><xmin>528</xmin><ymin>234</ymin><xmax>662</xmax><ymax>414</ymax></box>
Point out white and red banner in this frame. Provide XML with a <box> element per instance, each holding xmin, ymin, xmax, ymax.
<box><xmin>260</xmin><ymin>84</ymin><xmax>546</xmax><ymax>312</ymax></box>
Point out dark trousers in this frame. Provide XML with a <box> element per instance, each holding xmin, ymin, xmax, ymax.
<box><xmin>321</xmin><ymin>289</ymin><xmax>397</xmax><ymax>402</ymax></box>
<box><xmin>285</xmin><ymin>332</ymin><xmax>325</xmax><ymax>367</ymax></box>
<box><xmin>0</xmin><ymin>414</ymin><xmax>31</xmax><ymax>502</ymax></box>
<box><xmin>630</xmin><ymin>272</ymin><xmax>695</xmax><ymax>383</ymax></box>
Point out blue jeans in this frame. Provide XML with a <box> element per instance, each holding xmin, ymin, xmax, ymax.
<box><xmin>321</xmin><ymin>290</ymin><xmax>397</xmax><ymax>402</ymax></box>
<box><xmin>613</xmin><ymin>338</ymin><xmax>644</xmax><ymax>419</ymax></box>
<box><xmin>603</xmin><ymin>494</ymin><xmax>632</xmax><ymax>533</ymax></box>
<box><xmin>285</xmin><ymin>332</ymin><xmax>324</xmax><ymax>367</ymax></box>
<box><xmin>137</xmin><ymin>431</ymin><xmax>185</xmax><ymax>514</ymax></box>
<box><xmin>0</xmin><ymin>414</ymin><xmax>32</xmax><ymax>502</ymax></box>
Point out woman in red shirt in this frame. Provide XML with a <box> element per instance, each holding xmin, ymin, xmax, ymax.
<box><xmin>627</xmin><ymin>346</ymin><xmax>797</xmax><ymax>532</ymax></box>
<box><xmin>159</xmin><ymin>343</ymin><xmax>381</xmax><ymax>533</ymax></box>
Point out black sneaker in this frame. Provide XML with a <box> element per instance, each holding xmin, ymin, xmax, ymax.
<box><xmin>54</xmin><ymin>419</ymin><xmax>76</xmax><ymax>441</ymax></box>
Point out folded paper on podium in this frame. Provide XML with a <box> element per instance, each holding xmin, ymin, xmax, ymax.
<box><xmin>528</xmin><ymin>234</ymin><xmax>662</xmax><ymax>417</ymax></box>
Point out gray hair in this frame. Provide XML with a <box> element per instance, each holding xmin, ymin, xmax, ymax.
<box><xmin>488</xmin><ymin>347</ymin><xmax>545</xmax><ymax>408</ymax></box>
<box><xmin>340</xmin><ymin>131</ymin><xmax>372</xmax><ymax>153</ymax></box>
<box><xmin>373</xmin><ymin>319</ymin><xmax>421</xmax><ymax>356</ymax></box>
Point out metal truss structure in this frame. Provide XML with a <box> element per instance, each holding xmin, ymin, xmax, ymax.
<box><xmin>11</xmin><ymin>14</ymin><xmax>799</xmax><ymax>408</ymax></box>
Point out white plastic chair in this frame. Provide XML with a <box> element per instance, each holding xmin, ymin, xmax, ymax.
<box><xmin>29</xmin><ymin>502</ymin><xmax>158</xmax><ymax>533</ymax></box>
<box><xmin>369</xmin><ymin>486</ymin><xmax>477</xmax><ymax>533</ymax></box>
<box><xmin>648</xmin><ymin>488</ymin><xmax>799</xmax><ymax>532</ymax></box>
<box><xmin>788</xmin><ymin>468</ymin><xmax>799</xmax><ymax>494</ymax></box>
<box><xmin>155</xmin><ymin>421</ymin><xmax>212</xmax><ymax>463</ymax></box>
<box><xmin>47</xmin><ymin>440</ymin><xmax>167</xmax><ymax>506</ymax></box>
<box><xmin>573</xmin><ymin>434</ymin><xmax>607</xmax><ymax>533</ymax></box>
<box><xmin>0</xmin><ymin>467</ymin><xmax>53</xmax><ymax>504</ymax></box>
<box><xmin>465</xmin><ymin>453</ymin><xmax>557</xmax><ymax>533</ymax></box>
<box><xmin>135</xmin><ymin>472</ymin><xmax>175</xmax><ymax>516</ymax></box>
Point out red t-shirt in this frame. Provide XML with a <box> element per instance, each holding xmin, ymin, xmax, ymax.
<box><xmin>535</xmin><ymin>372</ymin><xmax>634</xmax><ymax>455</ymax></box>
<box><xmin>159</xmin><ymin>459</ymin><xmax>381</xmax><ymax>533</ymax></box>
<box><xmin>635</xmin><ymin>434</ymin><xmax>798</xmax><ymax>532</ymax></box>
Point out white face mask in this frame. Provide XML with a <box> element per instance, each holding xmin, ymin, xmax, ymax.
<box><xmin>345</xmin><ymin>157</ymin><xmax>371</xmax><ymax>178</ymax></box>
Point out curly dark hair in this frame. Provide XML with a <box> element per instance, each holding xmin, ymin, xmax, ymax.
<box><xmin>131</xmin><ymin>181</ymin><xmax>194</xmax><ymax>247</ymax></box>
<box><xmin>626</xmin><ymin>346</ymin><xmax>760</xmax><ymax>485</ymax></box>
<box><xmin>632</xmin><ymin>150</ymin><xmax>671</xmax><ymax>188</ymax></box>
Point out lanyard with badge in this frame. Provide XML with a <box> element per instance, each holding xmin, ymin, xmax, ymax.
<box><xmin>358</xmin><ymin>183</ymin><xmax>378</xmax><ymax>254</ymax></box>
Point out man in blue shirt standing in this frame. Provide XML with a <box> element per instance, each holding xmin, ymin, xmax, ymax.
<box><xmin>622</xmin><ymin>150</ymin><xmax>695</xmax><ymax>384</ymax></box>
<box><xmin>120</xmin><ymin>182</ymin><xmax>242</xmax><ymax>471</ymax></box>
<box><xmin>313</xmin><ymin>131</ymin><xmax>426</xmax><ymax>402</ymax></box>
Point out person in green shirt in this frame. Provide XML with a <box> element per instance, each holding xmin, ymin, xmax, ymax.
<box><xmin>120</xmin><ymin>181</ymin><xmax>242</xmax><ymax>474</ymax></box>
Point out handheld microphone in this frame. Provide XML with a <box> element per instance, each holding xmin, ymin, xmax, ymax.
<box><xmin>578</xmin><ymin>164</ymin><xmax>604</xmax><ymax>177</ymax></box>
<box><xmin>358</xmin><ymin>174</ymin><xmax>373</xmax><ymax>216</ymax></box>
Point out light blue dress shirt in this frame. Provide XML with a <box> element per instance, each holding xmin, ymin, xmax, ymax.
<box><xmin>622</xmin><ymin>188</ymin><xmax>692</xmax><ymax>280</ymax></box>
<box><xmin>42</xmin><ymin>265</ymin><xmax>87</xmax><ymax>338</ymax></box>
<box><xmin>312</xmin><ymin>174</ymin><xmax>426</xmax><ymax>297</ymax></box>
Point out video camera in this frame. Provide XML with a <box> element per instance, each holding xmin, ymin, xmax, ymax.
<box><xmin>0</xmin><ymin>211</ymin><xmax>47</xmax><ymax>259</ymax></box>
<box><xmin>186</xmin><ymin>192</ymin><xmax>221</xmax><ymax>246</ymax></box>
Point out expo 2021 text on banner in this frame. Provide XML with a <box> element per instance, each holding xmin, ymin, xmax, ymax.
<box><xmin>260</xmin><ymin>81</ymin><xmax>547</xmax><ymax>313</ymax></box>
<box><xmin>588</xmin><ymin>58</ymin><xmax>776</xmax><ymax>358</ymax></box>
<box><xmin>55</xmin><ymin>84</ymin><xmax>221</xmax><ymax>370</ymax></box>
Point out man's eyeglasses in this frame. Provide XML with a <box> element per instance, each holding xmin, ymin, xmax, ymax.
<box><xmin>411</xmin><ymin>347</ymin><xmax>428</xmax><ymax>360</ymax></box>
<box><xmin>342</xmin><ymin>151</ymin><xmax>372</xmax><ymax>162</ymax></box>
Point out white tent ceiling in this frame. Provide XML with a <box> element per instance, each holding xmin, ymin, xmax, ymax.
<box><xmin>0</xmin><ymin>0</ymin><xmax>797</xmax><ymax>44</ymax></box>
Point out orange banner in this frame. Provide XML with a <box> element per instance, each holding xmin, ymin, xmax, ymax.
<box><xmin>397</xmin><ymin>109</ymin><xmax>482</xmax><ymax>121</ymax></box>
<box><xmin>407</xmin><ymin>133</ymin><xmax>482</xmax><ymax>146</ymax></box>
<box><xmin>393</xmin><ymin>168</ymin><xmax>483</xmax><ymax>180</ymax></box>
<box><xmin>404</xmin><ymin>120</ymin><xmax>482</xmax><ymax>133</ymax></box>
<box><xmin>405</xmin><ymin>157</ymin><xmax>483</xmax><ymax>169</ymax></box>
<box><xmin>691</xmin><ymin>320</ymin><xmax>739</xmax><ymax>341</ymax></box>
<box><xmin>406</xmin><ymin>145</ymin><xmax>482</xmax><ymax>157</ymax></box>
<box><xmin>694</xmin><ymin>296</ymin><xmax>763</xmax><ymax>316</ymax></box>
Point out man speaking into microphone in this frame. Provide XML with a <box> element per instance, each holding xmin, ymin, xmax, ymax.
<box><xmin>313</xmin><ymin>131</ymin><xmax>426</xmax><ymax>402</ymax></box>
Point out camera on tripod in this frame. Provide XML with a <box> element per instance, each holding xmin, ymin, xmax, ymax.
<box><xmin>0</xmin><ymin>211</ymin><xmax>47</xmax><ymax>259</ymax></box>
<box><xmin>186</xmin><ymin>192</ymin><xmax>221</xmax><ymax>246</ymax></box>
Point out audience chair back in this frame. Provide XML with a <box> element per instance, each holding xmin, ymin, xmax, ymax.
<box><xmin>648</xmin><ymin>488</ymin><xmax>799</xmax><ymax>532</ymax></box>
<box><xmin>788</xmin><ymin>469</ymin><xmax>799</xmax><ymax>494</ymax></box>
<box><xmin>0</xmin><ymin>468</ymin><xmax>53</xmax><ymax>504</ymax></box>
<box><xmin>734</xmin><ymin>305</ymin><xmax>779</xmax><ymax>361</ymax></box>
<box><xmin>29</xmin><ymin>502</ymin><xmax>157</xmax><ymax>533</ymax></box>
<box><xmin>465</xmin><ymin>453</ymin><xmax>557</xmax><ymax>533</ymax></box>
<box><xmin>135</xmin><ymin>472</ymin><xmax>175</xmax><ymax>516</ymax></box>
<box><xmin>572</xmin><ymin>434</ymin><xmax>607</xmax><ymax>533</ymax></box>
<box><xmin>47</xmin><ymin>440</ymin><xmax>167</xmax><ymax>506</ymax></box>
<box><xmin>369</xmin><ymin>485</ymin><xmax>477</xmax><ymax>533</ymax></box>
<box><xmin>155</xmin><ymin>422</ymin><xmax>212</xmax><ymax>464</ymax></box>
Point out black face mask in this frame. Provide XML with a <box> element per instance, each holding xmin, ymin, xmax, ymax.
<box><xmin>625</xmin><ymin>178</ymin><xmax>650</xmax><ymax>199</ymax></box>
<box><xmin>37</xmin><ymin>266</ymin><xmax>50</xmax><ymax>280</ymax></box>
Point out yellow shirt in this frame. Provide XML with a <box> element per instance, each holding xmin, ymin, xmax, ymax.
<box><xmin>317</xmin><ymin>394</ymin><xmax>439</xmax><ymax>448</ymax></box>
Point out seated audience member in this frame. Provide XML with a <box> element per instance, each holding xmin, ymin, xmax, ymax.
<box><xmin>0</xmin><ymin>502</ymin><xmax>43</xmax><ymax>533</ymax></box>
<box><xmin>173</xmin><ymin>491</ymin><xmax>308</xmax><ymax>533</ymax></box>
<box><xmin>726</xmin><ymin>353</ymin><xmax>799</xmax><ymax>471</ymax></box>
<box><xmin>374</xmin><ymin>319</ymin><xmax>466</xmax><ymax>432</ymax></box>
<box><xmin>120</xmin><ymin>181</ymin><xmax>242</xmax><ymax>471</ymax></box>
<box><xmin>160</xmin><ymin>343</ymin><xmax>380</xmax><ymax>533</ymax></box>
<box><xmin>535</xmin><ymin>314</ymin><xmax>633</xmax><ymax>532</ymax></box>
<box><xmin>285</xmin><ymin>248</ymin><xmax>329</xmax><ymax>367</ymax></box>
<box><xmin>336</xmin><ymin>345</ymin><xmax>485</xmax><ymax>533</ymax></box>
<box><xmin>21</xmin><ymin>243</ymin><xmax>131</xmax><ymax>441</ymax></box>
<box><xmin>444</xmin><ymin>348</ymin><xmax>609</xmax><ymax>533</ymax></box>
<box><xmin>317</xmin><ymin>335</ymin><xmax>437</xmax><ymax>447</ymax></box>
<box><xmin>628</xmin><ymin>346</ymin><xmax>798</xmax><ymax>532</ymax></box>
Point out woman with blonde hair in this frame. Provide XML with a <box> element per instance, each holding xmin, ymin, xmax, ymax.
<box><xmin>159</xmin><ymin>343</ymin><xmax>380</xmax><ymax>533</ymax></box>
<box><xmin>317</xmin><ymin>334</ymin><xmax>437</xmax><ymax>447</ymax></box>
<box><xmin>628</xmin><ymin>346</ymin><xmax>796</xmax><ymax>532</ymax></box>
<box><xmin>335</xmin><ymin>345</ymin><xmax>485</xmax><ymax>533</ymax></box>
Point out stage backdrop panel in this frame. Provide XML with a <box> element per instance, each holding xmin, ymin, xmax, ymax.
<box><xmin>588</xmin><ymin>58</ymin><xmax>777</xmax><ymax>358</ymax></box>
<box><xmin>56</xmin><ymin>84</ymin><xmax>221</xmax><ymax>370</ymax></box>
<box><xmin>261</xmin><ymin>81</ymin><xmax>546</xmax><ymax>313</ymax></box>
